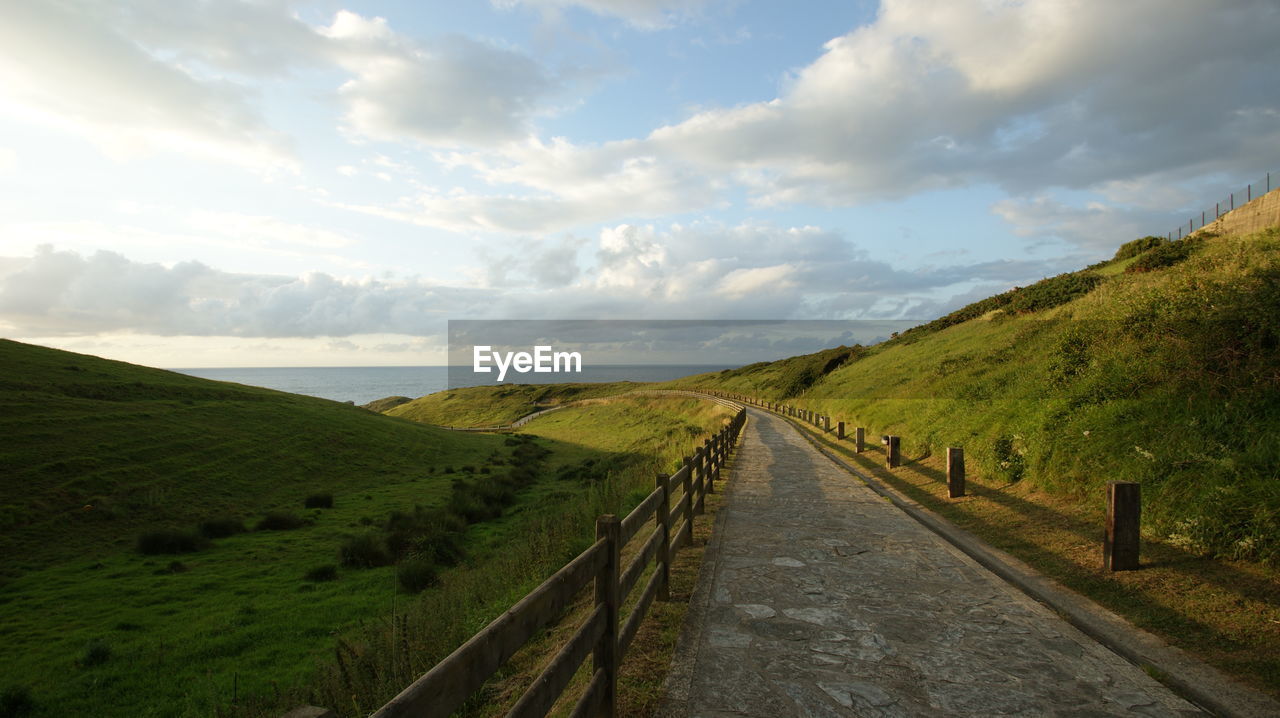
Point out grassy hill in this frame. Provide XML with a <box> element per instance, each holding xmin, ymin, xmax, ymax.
<box><xmin>675</xmin><ymin>224</ymin><xmax>1280</xmax><ymax>564</ymax></box>
<box><xmin>0</xmin><ymin>341</ymin><xmax>735</xmax><ymax>717</ymax></box>
<box><xmin>383</xmin><ymin>381</ymin><xmax>638</xmax><ymax>427</ymax></box>
<box><xmin>669</xmin><ymin>218</ymin><xmax>1280</xmax><ymax>694</ymax></box>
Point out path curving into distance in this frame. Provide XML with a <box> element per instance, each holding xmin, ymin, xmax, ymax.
<box><xmin>660</xmin><ymin>407</ymin><xmax>1204</xmax><ymax>717</ymax></box>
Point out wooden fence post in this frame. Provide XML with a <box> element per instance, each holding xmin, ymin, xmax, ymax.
<box><xmin>687</xmin><ymin>455</ymin><xmax>703</xmax><ymax>516</ymax></box>
<box><xmin>594</xmin><ymin>515</ymin><xmax>620</xmax><ymax>717</ymax></box>
<box><xmin>886</xmin><ymin>436</ymin><xmax>900</xmax><ymax>468</ymax></box>
<box><xmin>1104</xmin><ymin>482</ymin><xmax>1141</xmax><ymax>571</ymax></box>
<box><xmin>681</xmin><ymin>461</ymin><xmax>695</xmax><ymax>548</ymax></box>
<box><xmin>703</xmin><ymin>439</ymin><xmax>714</xmax><ymax>493</ymax></box>
<box><xmin>837</xmin><ymin>421</ymin><xmax>845</xmax><ymax>439</ymax></box>
<box><xmin>655</xmin><ymin>474</ymin><xmax>671</xmax><ymax>600</ymax></box>
<box><xmin>947</xmin><ymin>448</ymin><xmax>965</xmax><ymax>498</ymax></box>
<box><xmin>855</xmin><ymin>427</ymin><xmax>865</xmax><ymax>453</ymax></box>
<box><xmin>713</xmin><ymin>431</ymin><xmax>723</xmax><ymax>481</ymax></box>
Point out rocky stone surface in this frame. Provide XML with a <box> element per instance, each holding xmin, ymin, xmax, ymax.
<box><xmin>660</xmin><ymin>409</ymin><xmax>1204</xmax><ymax>717</ymax></box>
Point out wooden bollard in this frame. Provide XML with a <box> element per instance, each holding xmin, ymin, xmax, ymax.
<box><xmin>1104</xmin><ymin>482</ymin><xmax>1141</xmax><ymax>571</ymax></box>
<box><xmin>886</xmin><ymin>436</ymin><xmax>900</xmax><ymax>468</ymax></box>
<box><xmin>855</xmin><ymin>427</ymin><xmax>865</xmax><ymax>453</ymax></box>
<box><xmin>837</xmin><ymin>421</ymin><xmax>845</xmax><ymax>439</ymax></box>
<box><xmin>947</xmin><ymin>448</ymin><xmax>965</xmax><ymax>498</ymax></box>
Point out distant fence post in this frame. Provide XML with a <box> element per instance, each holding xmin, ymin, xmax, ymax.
<box><xmin>655</xmin><ymin>473</ymin><xmax>671</xmax><ymax>600</ymax></box>
<box><xmin>1104</xmin><ymin>482</ymin><xmax>1141</xmax><ymax>571</ymax></box>
<box><xmin>886</xmin><ymin>436</ymin><xmax>900</xmax><ymax>468</ymax></box>
<box><xmin>855</xmin><ymin>427</ymin><xmax>865</xmax><ymax>453</ymax></box>
<box><xmin>837</xmin><ymin>421</ymin><xmax>845</xmax><ymax>440</ymax></box>
<box><xmin>594</xmin><ymin>514</ymin><xmax>620</xmax><ymax>716</ymax></box>
<box><xmin>947</xmin><ymin>448</ymin><xmax>965</xmax><ymax>498</ymax></box>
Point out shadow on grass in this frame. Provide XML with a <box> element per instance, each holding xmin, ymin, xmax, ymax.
<box><xmin>751</xmin><ymin>407</ymin><xmax>1279</xmax><ymax>695</ymax></box>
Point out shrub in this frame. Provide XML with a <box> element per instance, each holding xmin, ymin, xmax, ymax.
<box><xmin>1126</xmin><ymin>236</ymin><xmax>1203</xmax><ymax>273</ymax></box>
<box><xmin>304</xmin><ymin>493</ymin><xmax>334</xmax><ymax>509</ymax></box>
<box><xmin>80</xmin><ymin>640</ymin><xmax>111</xmax><ymax>668</ymax></box>
<box><xmin>339</xmin><ymin>533</ymin><xmax>393</xmax><ymax>568</ymax></box>
<box><xmin>198</xmin><ymin>517</ymin><xmax>246</xmax><ymax>539</ymax></box>
<box><xmin>136</xmin><ymin>529</ymin><xmax>207</xmax><ymax>555</ymax></box>
<box><xmin>1006</xmin><ymin>271</ymin><xmax>1103</xmax><ymax>314</ymax></box>
<box><xmin>992</xmin><ymin>436</ymin><xmax>1026</xmax><ymax>482</ymax></box>
<box><xmin>1113</xmin><ymin>235</ymin><xmax>1167</xmax><ymax>261</ymax></box>
<box><xmin>255</xmin><ymin>512</ymin><xmax>305</xmax><ymax>531</ymax></box>
<box><xmin>305</xmin><ymin>564</ymin><xmax>339</xmax><ymax>582</ymax></box>
<box><xmin>0</xmin><ymin>685</ymin><xmax>35</xmax><ymax>717</ymax></box>
<box><xmin>396</xmin><ymin>558</ymin><xmax>439</xmax><ymax>593</ymax></box>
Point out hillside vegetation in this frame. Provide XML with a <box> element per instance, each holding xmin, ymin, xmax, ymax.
<box><xmin>677</xmin><ymin>224</ymin><xmax>1280</xmax><ymax>565</ymax></box>
<box><xmin>0</xmin><ymin>341</ymin><xmax>735</xmax><ymax>717</ymax></box>
<box><xmin>384</xmin><ymin>382</ymin><xmax>637</xmax><ymax>427</ymax></box>
<box><xmin>670</xmin><ymin>219</ymin><xmax>1280</xmax><ymax>694</ymax></box>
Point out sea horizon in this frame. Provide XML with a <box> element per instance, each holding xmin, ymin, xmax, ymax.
<box><xmin>172</xmin><ymin>363</ymin><xmax>738</xmax><ymax>405</ymax></box>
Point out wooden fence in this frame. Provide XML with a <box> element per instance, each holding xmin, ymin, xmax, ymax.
<box><xmin>368</xmin><ymin>402</ymin><xmax>747</xmax><ymax>718</ymax></box>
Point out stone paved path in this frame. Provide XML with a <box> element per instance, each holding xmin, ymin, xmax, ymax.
<box><xmin>660</xmin><ymin>408</ymin><xmax>1205</xmax><ymax>717</ymax></box>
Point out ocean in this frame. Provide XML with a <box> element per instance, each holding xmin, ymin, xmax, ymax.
<box><xmin>171</xmin><ymin>365</ymin><xmax>736</xmax><ymax>405</ymax></box>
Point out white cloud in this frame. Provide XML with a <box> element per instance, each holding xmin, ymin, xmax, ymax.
<box><xmin>1</xmin><ymin>227</ymin><xmax>1077</xmax><ymax>339</ymax></box>
<box><xmin>323</xmin><ymin>12</ymin><xmax>560</xmax><ymax>147</ymax></box>
<box><xmin>380</xmin><ymin>0</ymin><xmax>1280</xmax><ymax>233</ymax></box>
<box><xmin>0</xmin><ymin>246</ymin><xmax>487</xmax><ymax>337</ymax></box>
<box><xmin>0</xmin><ymin>1</ymin><xmax>296</xmax><ymax>171</ymax></box>
<box><xmin>992</xmin><ymin>195</ymin><xmax>1175</xmax><ymax>251</ymax></box>
<box><xmin>716</xmin><ymin>264</ymin><xmax>797</xmax><ymax>299</ymax></box>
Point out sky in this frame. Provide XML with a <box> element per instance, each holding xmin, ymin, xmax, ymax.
<box><xmin>0</xmin><ymin>0</ymin><xmax>1277</xmax><ymax>367</ymax></box>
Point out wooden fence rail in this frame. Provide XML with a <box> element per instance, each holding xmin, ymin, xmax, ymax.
<box><xmin>369</xmin><ymin>402</ymin><xmax>747</xmax><ymax>718</ymax></box>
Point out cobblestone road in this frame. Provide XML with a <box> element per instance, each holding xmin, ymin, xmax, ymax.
<box><xmin>660</xmin><ymin>408</ymin><xmax>1204</xmax><ymax>717</ymax></box>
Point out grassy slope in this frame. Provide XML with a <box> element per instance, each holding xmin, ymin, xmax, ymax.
<box><xmin>305</xmin><ymin>394</ymin><xmax>735</xmax><ymax>716</ymax></box>
<box><xmin>0</xmin><ymin>342</ymin><xmax>736</xmax><ymax>717</ymax></box>
<box><xmin>384</xmin><ymin>382</ymin><xmax>638</xmax><ymax>428</ymax></box>
<box><xmin>669</xmin><ymin>225</ymin><xmax>1280</xmax><ymax>693</ymax></box>
<box><xmin>0</xmin><ymin>340</ymin><xmax>523</xmax><ymax>717</ymax></box>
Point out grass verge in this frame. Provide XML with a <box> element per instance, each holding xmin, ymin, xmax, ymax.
<box><xmin>784</xmin><ymin>414</ymin><xmax>1280</xmax><ymax>698</ymax></box>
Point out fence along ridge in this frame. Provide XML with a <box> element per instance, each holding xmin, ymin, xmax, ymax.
<box><xmin>365</xmin><ymin>394</ymin><xmax>747</xmax><ymax>718</ymax></box>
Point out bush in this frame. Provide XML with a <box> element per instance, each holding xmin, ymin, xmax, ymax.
<box><xmin>1126</xmin><ymin>237</ymin><xmax>1203</xmax><ymax>273</ymax></box>
<box><xmin>0</xmin><ymin>685</ymin><xmax>35</xmax><ymax>717</ymax></box>
<box><xmin>339</xmin><ymin>533</ymin><xmax>393</xmax><ymax>568</ymax></box>
<box><xmin>396</xmin><ymin>557</ymin><xmax>439</xmax><ymax>593</ymax></box>
<box><xmin>197</xmin><ymin>517</ymin><xmax>246</xmax><ymax>539</ymax></box>
<box><xmin>136</xmin><ymin>529</ymin><xmax>207</xmax><ymax>555</ymax></box>
<box><xmin>304</xmin><ymin>493</ymin><xmax>334</xmax><ymax>509</ymax></box>
<box><xmin>1113</xmin><ymin>235</ymin><xmax>1167</xmax><ymax>261</ymax></box>
<box><xmin>255</xmin><ymin>512</ymin><xmax>305</xmax><ymax>531</ymax></box>
<box><xmin>1006</xmin><ymin>271</ymin><xmax>1103</xmax><ymax>314</ymax></box>
<box><xmin>305</xmin><ymin>564</ymin><xmax>338</xmax><ymax>582</ymax></box>
<box><xmin>80</xmin><ymin>640</ymin><xmax>111</xmax><ymax>668</ymax></box>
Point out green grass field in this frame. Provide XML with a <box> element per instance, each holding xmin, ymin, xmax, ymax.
<box><xmin>383</xmin><ymin>382</ymin><xmax>639</xmax><ymax>428</ymax></box>
<box><xmin>0</xmin><ymin>342</ymin><xmax>734</xmax><ymax>717</ymax></box>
